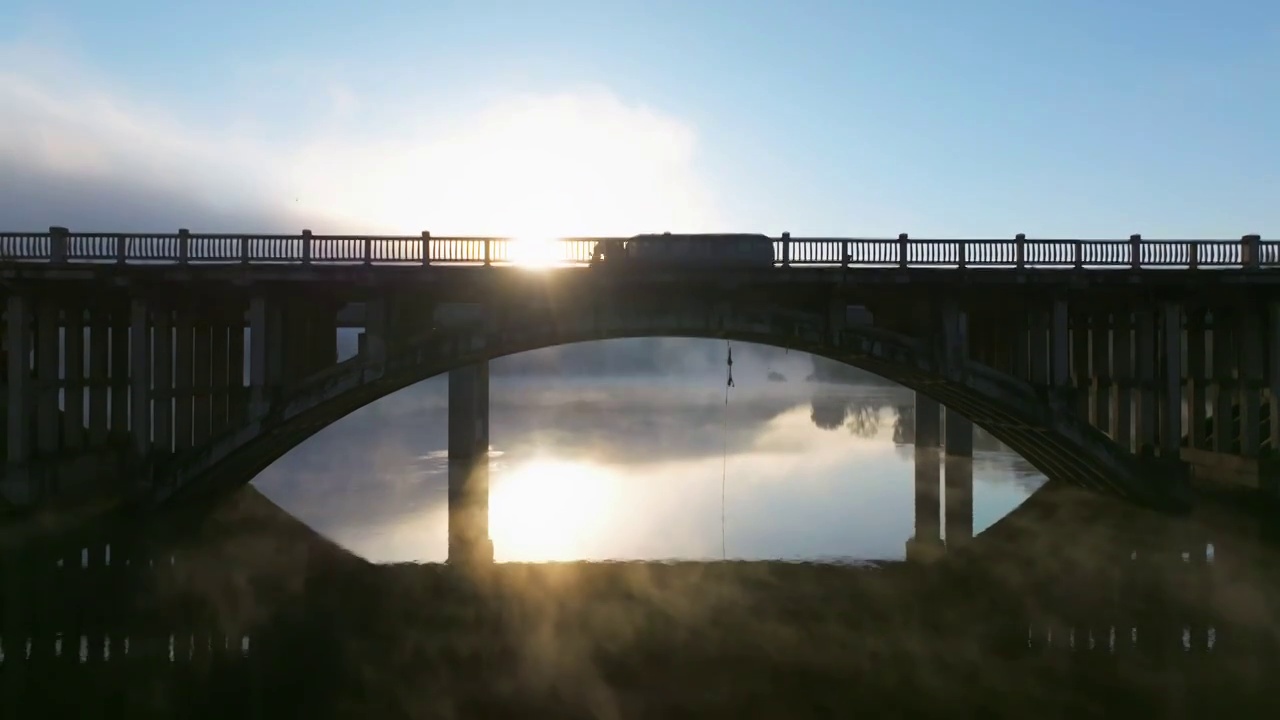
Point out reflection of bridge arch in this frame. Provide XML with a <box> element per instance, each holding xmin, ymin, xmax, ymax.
<box><xmin>147</xmin><ymin>302</ymin><xmax>1178</xmax><ymax>511</ymax></box>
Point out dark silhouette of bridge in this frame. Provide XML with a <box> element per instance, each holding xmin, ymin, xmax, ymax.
<box><xmin>4</xmin><ymin>229</ymin><xmax>1280</xmax><ymax>562</ymax></box>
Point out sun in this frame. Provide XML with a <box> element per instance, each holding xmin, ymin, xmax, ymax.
<box><xmin>488</xmin><ymin>458</ymin><xmax>620</xmax><ymax>562</ymax></box>
<box><xmin>506</xmin><ymin>236</ymin><xmax>570</xmax><ymax>268</ymax></box>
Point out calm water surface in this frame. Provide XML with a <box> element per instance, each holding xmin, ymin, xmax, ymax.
<box><xmin>253</xmin><ymin>374</ymin><xmax>1043</xmax><ymax>564</ymax></box>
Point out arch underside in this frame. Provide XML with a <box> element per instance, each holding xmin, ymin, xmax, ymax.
<box><xmin>146</xmin><ymin>306</ymin><xmax>1186</xmax><ymax>514</ymax></box>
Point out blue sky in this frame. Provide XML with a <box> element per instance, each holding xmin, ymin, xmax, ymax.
<box><xmin>1</xmin><ymin>0</ymin><xmax>1276</xmax><ymax>238</ymax></box>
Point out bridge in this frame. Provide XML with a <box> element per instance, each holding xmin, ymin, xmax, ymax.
<box><xmin>3</xmin><ymin>228</ymin><xmax>1280</xmax><ymax>561</ymax></box>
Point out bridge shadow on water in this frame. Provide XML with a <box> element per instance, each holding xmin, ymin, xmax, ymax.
<box><xmin>3</xmin><ymin>480</ymin><xmax>1280</xmax><ymax>718</ymax></box>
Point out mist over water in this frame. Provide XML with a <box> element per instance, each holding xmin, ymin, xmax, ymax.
<box><xmin>251</xmin><ymin>360</ymin><xmax>1043</xmax><ymax>564</ymax></box>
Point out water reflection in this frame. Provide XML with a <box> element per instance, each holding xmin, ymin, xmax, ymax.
<box><xmin>251</xmin><ymin>378</ymin><xmax>1044</xmax><ymax>564</ymax></box>
<box><xmin>5</xmin><ymin>343</ymin><xmax>1280</xmax><ymax>715</ymax></box>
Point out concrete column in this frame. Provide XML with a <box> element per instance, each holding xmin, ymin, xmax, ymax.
<box><xmin>448</xmin><ymin>362</ymin><xmax>490</xmax><ymax>461</ymax></box>
<box><xmin>228</xmin><ymin>309</ymin><xmax>247</xmax><ymax>427</ymax></box>
<box><xmin>1111</xmin><ymin>312</ymin><xmax>1133</xmax><ymax>451</ymax></box>
<box><xmin>1237</xmin><ymin>307</ymin><xmax>1264</xmax><ymax>457</ymax></box>
<box><xmin>1211</xmin><ymin>311</ymin><xmax>1236</xmax><ymax>454</ymax></box>
<box><xmin>1071</xmin><ymin>309</ymin><xmax>1091</xmax><ymax>419</ymax></box>
<box><xmin>6</xmin><ymin>294</ymin><xmax>31</xmax><ymax>464</ymax></box>
<box><xmin>363</xmin><ymin>298</ymin><xmax>388</xmax><ymax>365</ymax></box>
<box><xmin>211</xmin><ymin>322</ymin><xmax>229</xmax><ymax>434</ymax></box>
<box><xmin>906</xmin><ymin>448</ymin><xmax>942</xmax><ymax>562</ymax></box>
<box><xmin>249</xmin><ymin>296</ymin><xmax>268</xmax><ymax>414</ymax></box>
<box><xmin>940</xmin><ymin>297</ymin><xmax>968</xmax><ymax>375</ymax></box>
<box><xmin>1090</xmin><ymin>312</ymin><xmax>1112</xmax><ymax>434</ymax></box>
<box><xmin>1134</xmin><ymin>309</ymin><xmax>1158</xmax><ymax>454</ymax></box>
<box><xmin>1270</xmin><ymin>302</ymin><xmax>1280</xmax><ymax>455</ymax></box>
<box><xmin>110</xmin><ymin>307</ymin><xmax>129</xmax><ymax>436</ymax></box>
<box><xmin>128</xmin><ymin>298</ymin><xmax>150</xmax><ymax>456</ymax></box>
<box><xmin>152</xmin><ymin>308</ymin><xmax>172</xmax><ymax>454</ymax></box>
<box><xmin>174</xmin><ymin>312</ymin><xmax>193</xmax><ymax>451</ymax></box>
<box><xmin>193</xmin><ymin>321</ymin><xmax>211</xmax><ymax>445</ymax></box>
<box><xmin>1050</xmin><ymin>298</ymin><xmax>1071</xmax><ymax>390</ymax></box>
<box><xmin>944</xmin><ymin>408</ymin><xmax>973</xmax><ymax>457</ymax></box>
<box><xmin>35</xmin><ymin>300</ymin><xmax>59</xmax><ymax>455</ymax></box>
<box><xmin>265</xmin><ymin>302</ymin><xmax>284</xmax><ymax>388</ymax></box>
<box><xmin>1185</xmin><ymin>309</ymin><xmax>1208</xmax><ymax>450</ymax></box>
<box><xmin>87</xmin><ymin>307</ymin><xmax>109</xmax><ymax>448</ymax></box>
<box><xmin>1159</xmin><ymin>303</ymin><xmax>1183</xmax><ymax>457</ymax></box>
<box><xmin>914</xmin><ymin>393</ymin><xmax>941</xmax><ymax>448</ymax></box>
<box><xmin>63</xmin><ymin>304</ymin><xmax>84</xmax><ymax>451</ymax></box>
<box><xmin>1028</xmin><ymin>308</ymin><xmax>1050</xmax><ymax>387</ymax></box>
<box><xmin>447</xmin><ymin>361</ymin><xmax>492</xmax><ymax>565</ymax></box>
<box><xmin>1011</xmin><ymin>311</ymin><xmax>1031</xmax><ymax>382</ymax></box>
<box><xmin>944</xmin><ymin>456</ymin><xmax>974</xmax><ymax>548</ymax></box>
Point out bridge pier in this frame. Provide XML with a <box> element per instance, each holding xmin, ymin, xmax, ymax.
<box><xmin>448</xmin><ymin>362</ymin><xmax>493</xmax><ymax>566</ymax></box>
<box><xmin>944</xmin><ymin>408</ymin><xmax>973</xmax><ymax>457</ymax></box>
<box><xmin>944</xmin><ymin>456</ymin><xmax>974</xmax><ymax>548</ymax></box>
<box><xmin>5</xmin><ymin>294</ymin><xmax>32</xmax><ymax>482</ymax></box>
<box><xmin>915</xmin><ymin>394</ymin><xmax>941</xmax><ymax>449</ymax></box>
<box><xmin>906</xmin><ymin>448</ymin><xmax>943</xmax><ymax>562</ymax></box>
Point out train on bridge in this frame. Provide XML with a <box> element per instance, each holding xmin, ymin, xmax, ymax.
<box><xmin>589</xmin><ymin>233</ymin><xmax>776</xmax><ymax>268</ymax></box>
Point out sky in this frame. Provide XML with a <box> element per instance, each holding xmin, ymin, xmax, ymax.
<box><xmin>1</xmin><ymin>0</ymin><xmax>1277</xmax><ymax>238</ymax></box>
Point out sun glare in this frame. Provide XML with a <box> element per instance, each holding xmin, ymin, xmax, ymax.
<box><xmin>507</xmin><ymin>236</ymin><xmax>566</xmax><ymax>268</ymax></box>
<box><xmin>489</xmin><ymin>459</ymin><xmax>620</xmax><ymax>562</ymax></box>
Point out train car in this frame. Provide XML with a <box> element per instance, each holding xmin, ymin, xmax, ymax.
<box><xmin>591</xmin><ymin>233</ymin><xmax>776</xmax><ymax>268</ymax></box>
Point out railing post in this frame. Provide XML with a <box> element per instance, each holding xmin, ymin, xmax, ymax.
<box><xmin>301</xmin><ymin>229</ymin><xmax>312</xmax><ymax>264</ymax></box>
<box><xmin>1189</xmin><ymin>241</ymin><xmax>1200</xmax><ymax>270</ymax></box>
<box><xmin>49</xmin><ymin>226</ymin><xmax>68</xmax><ymax>263</ymax></box>
<box><xmin>782</xmin><ymin>232</ymin><xmax>791</xmax><ymax>266</ymax></box>
<box><xmin>1072</xmin><ymin>240</ymin><xmax>1082</xmax><ymax>269</ymax></box>
<box><xmin>956</xmin><ymin>239</ymin><xmax>966</xmax><ymax>269</ymax></box>
<box><xmin>898</xmin><ymin>233</ymin><xmax>909</xmax><ymax>268</ymax></box>
<box><xmin>1129</xmin><ymin>234</ymin><xmax>1142</xmax><ymax>269</ymax></box>
<box><xmin>116</xmin><ymin>233</ymin><xmax>128</xmax><ymax>264</ymax></box>
<box><xmin>363</xmin><ymin>236</ymin><xmax>373</xmax><ymax>265</ymax></box>
<box><xmin>1015</xmin><ymin>233</ymin><xmax>1026</xmax><ymax>268</ymax></box>
<box><xmin>483</xmin><ymin>237</ymin><xmax>491</xmax><ymax>266</ymax></box>
<box><xmin>240</xmin><ymin>235</ymin><xmax>250</xmax><ymax>264</ymax></box>
<box><xmin>421</xmin><ymin>231</ymin><xmax>431</xmax><ymax>266</ymax></box>
<box><xmin>1242</xmin><ymin>234</ymin><xmax>1261</xmax><ymax>269</ymax></box>
<box><xmin>178</xmin><ymin>228</ymin><xmax>190</xmax><ymax>264</ymax></box>
<box><xmin>841</xmin><ymin>240</ymin><xmax>849</xmax><ymax>268</ymax></box>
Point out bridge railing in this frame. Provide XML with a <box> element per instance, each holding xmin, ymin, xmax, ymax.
<box><xmin>0</xmin><ymin>229</ymin><xmax>1272</xmax><ymax>269</ymax></box>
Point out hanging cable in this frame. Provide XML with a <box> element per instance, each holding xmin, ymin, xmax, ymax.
<box><xmin>722</xmin><ymin>340</ymin><xmax>734</xmax><ymax>560</ymax></box>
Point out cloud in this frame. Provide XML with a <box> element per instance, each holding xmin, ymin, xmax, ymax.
<box><xmin>0</xmin><ymin>40</ymin><xmax>723</xmax><ymax>235</ymax></box>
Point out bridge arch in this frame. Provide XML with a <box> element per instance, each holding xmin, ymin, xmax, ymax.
<box><xmin>145</xmin><ymin>302</ymin><xmax>1187</xmax><ymax>512</ymax></box>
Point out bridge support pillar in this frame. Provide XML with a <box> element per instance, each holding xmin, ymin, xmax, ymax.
<box><xmin>906</xmin><ymin>448</ymin><xmax>943</xmax><ymax>562</ymax></box>
<box><xmin>153</xmin><ymin>307</ymin><xmax>173</xmax><ymax>454</ymax></box>
<box><xmin>248</xmin><ymin>296</ymin><xmax>285</xmax><ymax>415</ymax></box>
<box><xmin>5</xmin><ymin>294</ymin><xmax>32</xmax><ymax>468</ymax></box>
<box><xmin>1111</xmin><ymin>312</ymin><xmax>1133</xmax><ymax>451</ymax></box>
<box><xmin>1090</xmin><ymin>312</ymin><xmax>1112</xmax><ymax>435</ymax></box>
<box><xmin>1211</xmin><ymin>310</ymin><xmax>1235</xmax><ymax>454</ymax></box>
<box><xmin>944</xmin><ymin>408</ymin><xmax>972</xmax><ymax>457</ymax></box>
<box><xmin>914</xmin><ymin>393</ymin><xmax>941</xmax><ymax>448</ymax></box>
<box><xmin>129</xmin><ymin>298</ymin><xmax>151</xmax><ymax>458</ymax></box>
<box><xmin>1134</xmin><ymin>309</ymin><xmax>1158</xmax><ymax>454</ymax></box>
<box><xmin>64</xmin><ymin>302</ymin><xmax>84</xmax><ymax>452</ymax></box>
<box><xmin>1186</xmin><ymin>309</ymin><xmax>1208</xmax><ymax>450</ymax></box>
<box><xmin>35</xmin><ymin>299</ymin><xmax>59</xmax><ymax>456</ymax></box>
<box><xmin>1270</xmin><ymin>302</ymin><xmax>1280</xmax><ymax>455</ymax></box>
<box><xmin>1159</xmin><ymin>303</ymin><xmax>1184</xmax><ymax>458</ymax></box>
<box><xmin>944</xmin><ymin>456</ymin><xmax>973</xmax><ymax>548</ymax></box>
<box><xmin>1237</xmin><ymin>305</ymin><xmax>1264</xmax><ymax>457</ymax></box>
<box><xmin>448</xmin><ymin>361</ymin><xmax>493</xmax><ymax>566</ymax></box>
<box><xmin>87</xmin><ymin>307</ymin><xmax>109</xmax><ymax>448</ymax></box>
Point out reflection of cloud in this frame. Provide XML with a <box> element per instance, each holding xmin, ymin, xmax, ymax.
<box><xmin>0</xmin><ymin>38</ymin><xmax>722</xmax><ymax>236</ymax></box>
